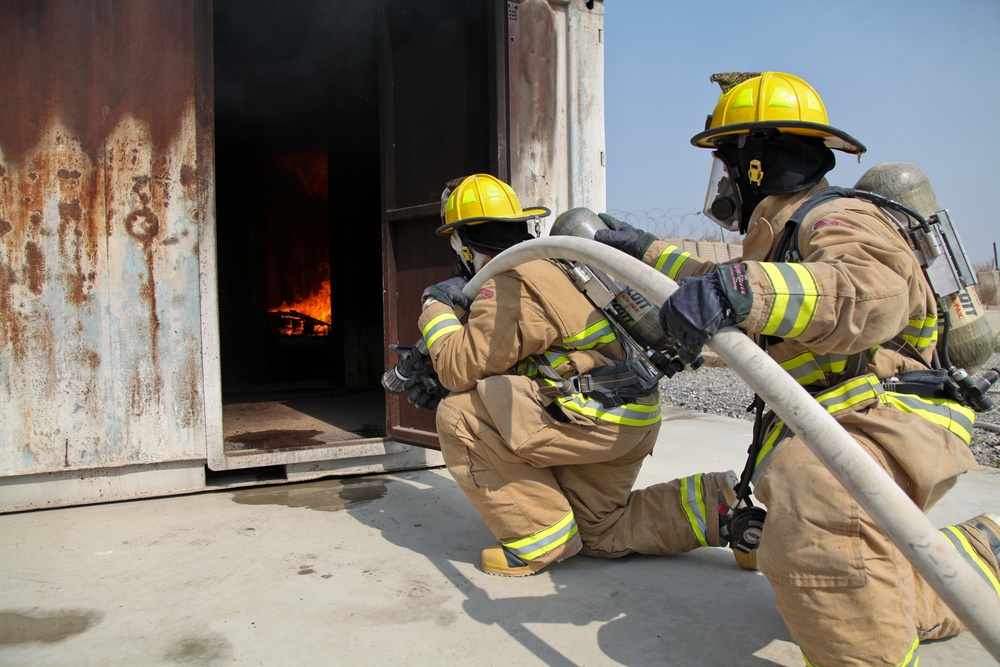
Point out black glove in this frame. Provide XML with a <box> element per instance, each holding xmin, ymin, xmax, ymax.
<box><xmin>593</xmin><ymin>213</ymin><xmax>658</xmax><ymax>259</ymax></box>
<box><xmin>659</xmin><ymin>263</ymin><xmax>753</xmax><ymax>364</ymax></box>
<box><xmin>422</xmin><ymin>275</ymin><xmax>471</xmax><ymax>311</ymax></box>
<box><xmin>402</xmin><ymin>357</ymin><xmax>448</xmax><ymax>411</ymax></box>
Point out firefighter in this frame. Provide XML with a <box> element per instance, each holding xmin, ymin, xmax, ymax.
<box><xmin>596</xmin><ymin>71</ymin><xmax>1000</xmax><ymax>666</ymax></box>
<box><xmin>413</xmin><ymin>173</ymin><xmax>742</xmax><ymax>577</ymax></box>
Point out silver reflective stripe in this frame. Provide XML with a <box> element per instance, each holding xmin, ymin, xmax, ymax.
<box><xmin>502</xmin><ymin>511</ymin><xmax>578</xmax><ymax>561</ymax></box>
<box><xmin>556</xmin><ymin>393</ymin><xmax>661</xmax><ymax>426</ymax></box>
<box><xmin>940</xmin><ymin>525</ymin><xmax>1000</xmax><ymax>596</ymax></box>
<box><xmin>562</xmin><ymin>319</ymin><xmax>616</xmax><ymax>349</ymax></box>
<box><xmin>779</xmin><ymin>351</ymin><xmax>852</xmax><ymax>386</ymax></box>
<box><xmin>679</xmin><ymin>473</ymin><xmax>709</xmax><ymax>547</ymax></box>
<box><xmin>420</xmin><ymin>312</ymin><xmax>462</xmax><ymax>348</ymax></box>
<box><xmin>653</xmin><ymin>245</ymin><xmax>694</xmax><ymax>279</ymax></box>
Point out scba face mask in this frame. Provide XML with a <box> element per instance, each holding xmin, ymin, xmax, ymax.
<box><xmin>702</xmin><ymin>153</ymin><xmax>742</xmax><ymax>232</ymax></box>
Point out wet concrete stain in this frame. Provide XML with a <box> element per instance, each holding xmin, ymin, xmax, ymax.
<box><xmin>224</xmin><ymin>429</ymin><xmax>324</xmax><ymax>451</ymax></box>
<box><xmin>162</xmin><ymin>632</ymin><xmax>233</xmax><ymax>665</ymax></box>
<box><xmin>0</xmin><ymin>609</ymin><xmax>102</xmax><ymax>645</ymax></box>
<box><xmin>231</xmin><ymin>477</ymin><xmax>389</xmax><ymax>512</ymax></box>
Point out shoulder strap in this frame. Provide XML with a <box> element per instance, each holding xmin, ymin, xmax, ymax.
<box><xmin>771</xmin><ymin>186</ymin><xmax>855</xmax><ymax>263</ymax></box>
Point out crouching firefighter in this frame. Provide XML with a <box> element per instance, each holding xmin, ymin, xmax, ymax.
<box><xmin>409</xmin><ymin>173</ymin><xmax>745</xmax><ymax>577</ymax></box>
<box><xmin>595</xmin><ymin>71</ymin><xmax>1000</xmax><ymax>667</ymax></box>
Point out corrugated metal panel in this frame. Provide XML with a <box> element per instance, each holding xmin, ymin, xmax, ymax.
<box><xmin>0</xmin><ymin>1</ymin><xmax>206</xmax><ymax>475</ymax></box>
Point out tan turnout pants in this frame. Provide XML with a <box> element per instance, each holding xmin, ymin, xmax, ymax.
<box><xmin>754</xmin><ymin>401</ymin><xmax>978</xmax><ymax>666</ymax></box>
<box><xmin>435</xmin><ymin>374</ymin><xmax>730</xmax><ymax>568</ymax></box>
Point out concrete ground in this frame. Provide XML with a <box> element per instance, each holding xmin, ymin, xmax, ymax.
<box><xmin>1</xmin><ymin>408</ymin><xmax>998</xmax><ymax>667</ymax></box>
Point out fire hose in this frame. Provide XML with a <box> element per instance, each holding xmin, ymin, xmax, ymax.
<box><xmin>463</xmin><ymin>234</ymin><xmax>1000</xmax><ymax>659</ymax></box>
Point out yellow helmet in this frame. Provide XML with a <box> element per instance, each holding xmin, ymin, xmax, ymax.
<box><xmin>690</xmin><ymin>72</ymin><xmax>865</xmax><ymax>155</ymax></box>
<box><xmin>436</xmin><ymin>174</ymin><xmax>550</xmax><ymax>236</ymax></box>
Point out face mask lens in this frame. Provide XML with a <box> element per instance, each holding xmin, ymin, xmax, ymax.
<box><xmin>703</xmin><ymin>154</ymin><xmax>741</xmax><ymax>232</ymax></box>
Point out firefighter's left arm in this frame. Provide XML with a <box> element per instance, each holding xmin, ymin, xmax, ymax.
<box><xmin>737</xmin><ymin>201</ymin><xmax>921</xmax><ymax>355</ymax></box>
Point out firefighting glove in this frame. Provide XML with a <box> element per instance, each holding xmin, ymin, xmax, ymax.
<box><xmin>593</xmin><ymin>213</ymin><xmax>658</xmax><ymax>260</ymax></box>
<box><xmin>659</xmin><ymin>263</ymin><xmax>753</xmax><ymax>365</ymax></box>
<box><xmin>402</xmin><ymin>358</ymin><xmax>448</xmax><ymax>411</ymax></box>
<box><xmin>422</xmin><ymin>276</ymin><xmax>471</xmax><ymax>311</ymax></box>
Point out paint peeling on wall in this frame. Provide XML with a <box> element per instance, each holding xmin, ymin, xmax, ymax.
<box><xmin>0</xmin><ymin>0</ymin><xmax>207</xmax><ymax>476</ymax></box>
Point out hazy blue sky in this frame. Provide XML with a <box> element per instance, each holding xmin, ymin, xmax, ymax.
<box><xmin>603</xmin><ymin>0</ymin><xmax>1000</xmax><ymax>267</ymax></box>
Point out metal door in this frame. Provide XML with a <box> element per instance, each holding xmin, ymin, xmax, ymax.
<box><xmin>380</xmin><ymin>0</ymin><xmax>509</xmax><ymax>447</ymax></box>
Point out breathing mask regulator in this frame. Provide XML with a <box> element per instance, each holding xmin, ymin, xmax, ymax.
<box><xmin>703</xmin><ymin>131</ymin><xmax>836</xmax><ymax>234</ymax></box>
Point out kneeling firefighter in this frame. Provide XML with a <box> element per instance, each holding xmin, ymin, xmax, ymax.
<box><xmin>595</xmin><ymin>72</ymin><xmax>1000</xmax><ymax>666</ymax></box>
<box><xmin>413</xmin><ymin>173</ymin><xmax>745</xmax><ymax>577</ymax></box>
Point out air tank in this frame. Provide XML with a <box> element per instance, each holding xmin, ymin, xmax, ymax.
<box><xmin>854</xmin><ymin>163</ymin><xmax>993</xmax><ymax>373</ymax></box>
<box><xmin>550</xmin><ymin>207</ymin><xmax>675</xmax><ymax>351</ymax></box>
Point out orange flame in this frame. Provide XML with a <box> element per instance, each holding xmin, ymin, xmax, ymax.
<box><xmin>268</xmin><ymin>279</ymin><xmax>331</xmax><ymax>336</ymax></box>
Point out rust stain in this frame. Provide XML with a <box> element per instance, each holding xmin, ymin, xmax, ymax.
<box><xmin>179</xmin><ymin>163</ymin><xmax>195</xmax><ymax>188</ymax></box>
<box><xmin>0</xmin><ymin>261</ymin><xmax>22</xmax><ymax>359</ymax></box>
<box><xmin>0</xmin><ymin>1</ymin><xmax>197</xmax><ymax>168</ymax></box>
<box><xmin>24</xmin><ymin>241</ymin><xmax>46</xmax><ymax>295</ymax></box>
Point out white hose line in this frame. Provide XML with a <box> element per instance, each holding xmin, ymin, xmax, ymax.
<box><xmin>465</xmin><ymin>235</ymin><xmax>1000</xmax><ymax>659</ymax></box>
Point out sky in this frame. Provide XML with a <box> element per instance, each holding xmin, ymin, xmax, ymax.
<box><xmin>603</xmin><ymin>0</ymin><xmax>1000</xmax><ymax>268</ymax></box>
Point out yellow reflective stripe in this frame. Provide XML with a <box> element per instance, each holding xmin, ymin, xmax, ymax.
<box><xmin>421</xmin><ymin>312</ymin><xmax>462</xmax><ymax>348</ymax></box>
<box><xmin>901</xmin><ymin>314</ymin><xmax>938</xmax><ymax>349</ymax></box>
<box><xmin>680</xmin><ymin>473</ymin><xmax>709</xmax><ymax>547</ymax></box>
<box><xmin>941</xmin><ymin>526</ymin><xmax>1000</xmax><ymax>597</ymax></box>
<box><xmin>563</xmin><ymin>318</ymin><xmax>616</xmax><ymax>349</ymax></box>
<box><xmin>757</xmin><ymin>262</ymin><xmax>819</xmax><ymax>338</ymax></box>
<box><xmin>803</xmin><ymin>636</ymin><xmax>919</xmax><ymax>667</ymax></box>
<box><xmin>814</xmin><ymin>375</ymin><xmax>880</xmax><ymax>414</ymax></box>
<box><xmin>752</xmin><ymin>374</ymin><xmax>974</xmax><ymax>480</ymax></box>
<box><xmin>897</xmin><ymin>636</ymin><xmax>920</xmax><ymax>667</ymax></box>
<box><xmin>882</xmin><ymin>392</ymin><xmax>975</xmax><ymax>446</ymax></box>
<box><xmin>515</xmin><ymin>350</ymin><xmax>570</xmax><ymax>377</ymax></box>
<box><xmin>502</xmin><ymin>511</ymin><xmax>578</xmax><ymax>561</ymax></box>
<box><xmin>751</xmin><ymin>422</ymin><xmax>790</xmax><ymax>483</ymax></box>
<box><xmin>557</xmin><ymin>394</ymin><xmax>662</xmax><ymax>427</ymax></box>
<box><xmin>779</xmin><ymin>351</ymin><xmax>852</xmax><ymax>387</ymax></box>
<box><xmin>653</xmin><ymin>245</ymin><xmax>693</xmax><ymax>280</ymax></box>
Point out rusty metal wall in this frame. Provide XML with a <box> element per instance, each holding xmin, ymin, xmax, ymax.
<box><xmin>0</xmin><ymin>0</ymin><xmax>207</xmax><ymax>475</ymax></box>
<box><xmin>509</xmin><ymin>0</ymin><xmax>606</xmax><ymax>228</ymax></box>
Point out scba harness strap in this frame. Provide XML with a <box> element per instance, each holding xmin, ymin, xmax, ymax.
<box><xmin>533</xmin><ymin>358</ymin><xmax>657</xmax><ymax>408</ymax></box>
<box><xmin>732</xmin><ymin>188</ymin><xmax>972</xmax><ymax>504</ymax></box>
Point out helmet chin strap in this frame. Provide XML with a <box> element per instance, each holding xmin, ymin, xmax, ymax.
<box><xmin>450</xmin><ymin>231</ymin><xmax>490</xmax><ymax>280</ymax></box>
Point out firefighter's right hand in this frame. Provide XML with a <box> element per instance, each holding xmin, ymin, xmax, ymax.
<box><xmin>403</xmin><ymin>374</ymin><xmax>447</xmax><ymax>412</ymax></box>
<box><xmin>659</xmin><ymin>263</ymin><xmax>753</xmax><ymax>364</ymax></box>
<box><xmin>594</xmin><ymin>213</ymin><xmax>658</xmax><ymax>260</ymax></box>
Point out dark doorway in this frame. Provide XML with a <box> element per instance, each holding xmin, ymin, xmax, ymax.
<box><xmin>213</xmin><ymin>0</ymin><xmax>386</xmax><ymax>453</ymax></box>
<box><xmin>211</xmin><ymin>0</ymin><xmax>502</xmax><ymax>460</ymax></box>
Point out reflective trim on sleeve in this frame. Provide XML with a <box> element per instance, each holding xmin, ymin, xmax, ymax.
<box><xmin>653</xmin><ymin>245</ymin><xmax>695</xmax><ymax>280</ymax></box>
<box><xmin>900</xmin><ymin>314</ymin><xmax>938</xmax><ymax>350</ymax></box>
<box><xmin>940</xmin><ymin>525</ymin><xmax>1000</xmax><ymax>597</ymax></box>
<box><xmin>680</xmin><ymin>473</ymin><xmax>710</xmax><ymax>547</ymax></box>
<box><xmin>502</xmin><ymin>510</ymin><xmax>579</xmax><ymax>561</ymax></box>
<box><xmin>420</xmin><ymin>311</ymin><xmax>462</xmax><ymax>348</ymax></box>
<box><xmin>757</xmin><ymin>262</ymin><xmax>819</xmax><ymax>338</ymax></box>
